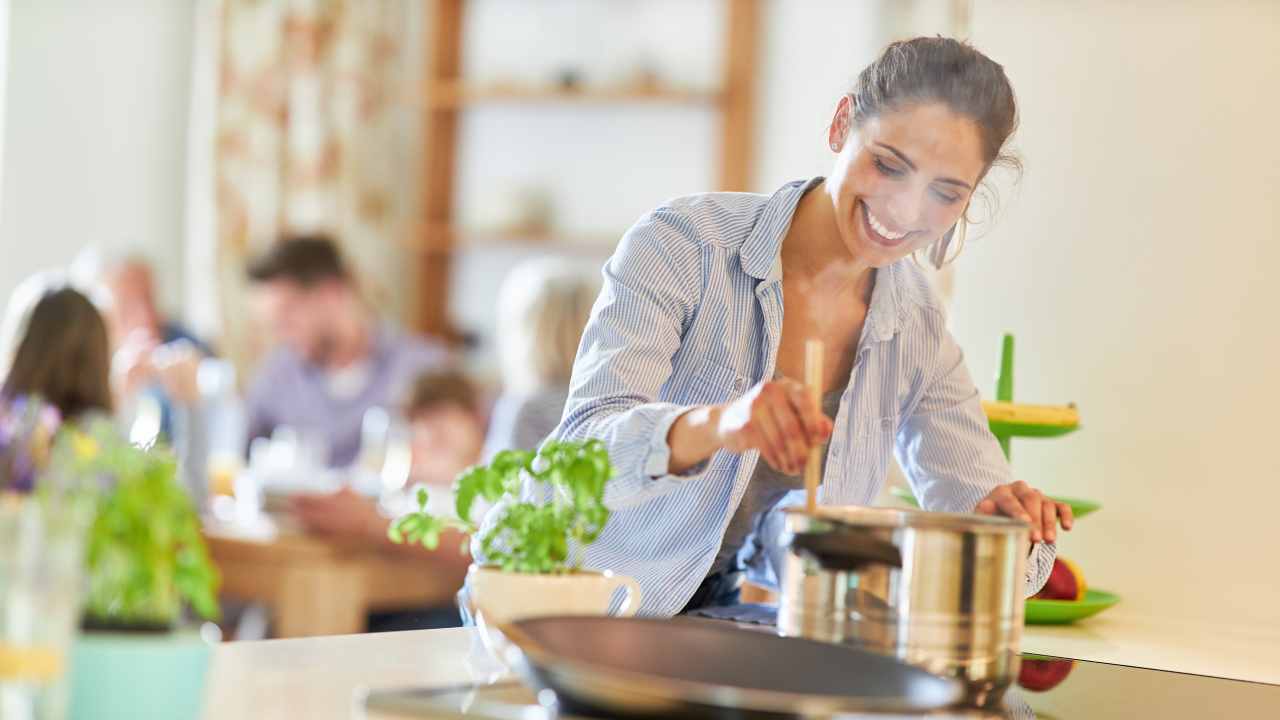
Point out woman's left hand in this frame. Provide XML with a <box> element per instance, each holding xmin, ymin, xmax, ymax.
<box><xmin>974</xmin><ymin>480</ymin><xmax>1073</xmax><ymax>544</ymax></box>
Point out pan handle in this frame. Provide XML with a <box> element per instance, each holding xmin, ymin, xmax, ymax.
<box><xmin>786</xmin><ymin>526</ymin><xmax>903</xmax><ymax>572</ymax></box>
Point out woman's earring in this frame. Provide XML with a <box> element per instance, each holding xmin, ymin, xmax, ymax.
<box><xmin>929</xmin><ymin>212</ymin><xmax>970</xmax><ymax>269</ymax></box>
<box><xmin>929</xmin><ymin>227</ymin><xmax>955</xmax><ymax>269</ymax></box>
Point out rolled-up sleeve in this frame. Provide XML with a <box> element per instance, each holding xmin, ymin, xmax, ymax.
<box><xmin>552</xmin><ymin>210</ymin><xmax>712</xmax><ymax>509</ymax></box>
<box><xmin>894</xmin><ymin>326</ymin><xmax>1055</xmax><ymax>597</ymax></box>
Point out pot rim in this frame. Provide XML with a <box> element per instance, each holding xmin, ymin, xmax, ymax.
<box><xmin>784</xmin><ymin>505</ymin><xmax>1030</xmax><ymax>535</ymax></box>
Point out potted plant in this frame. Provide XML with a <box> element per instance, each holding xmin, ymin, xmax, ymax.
<box><xmin>389</xmin><ymin>439</ymin><xmax>641</xmax><ymax>624</ymax></box>
<box><xmin>52</xmin><ymin>418</ymin><xmax>221</xmax><ymax>720</ymax></box>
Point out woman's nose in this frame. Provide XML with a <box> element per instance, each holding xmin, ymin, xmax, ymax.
<box><xmin>884</xmin><ymin>191</ymin><xmax>925</xmax><ymax>230</ymax></box>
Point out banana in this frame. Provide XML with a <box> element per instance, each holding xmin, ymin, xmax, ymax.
<box><xmin>982</xmin><ymin>401</ymin><xmax>1079</xmax><ymax>428</ymax></box>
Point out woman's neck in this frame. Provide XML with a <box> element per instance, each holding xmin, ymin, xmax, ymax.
<box><xmin>782</xmin><ymin>180</ymin><xmax>875</xmax><ymax>304</ymax></box>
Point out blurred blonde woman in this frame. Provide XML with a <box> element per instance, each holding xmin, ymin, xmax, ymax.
<box><xmin>482</xmin><ymin>259</ymin><xmax>600</xmax><ymax>458</ymax></box>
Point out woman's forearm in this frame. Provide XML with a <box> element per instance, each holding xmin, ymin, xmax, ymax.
<box><xmin>666</xmin><ymin>404</ymin><xmax>724</xmax><ymax>474</ymax></box>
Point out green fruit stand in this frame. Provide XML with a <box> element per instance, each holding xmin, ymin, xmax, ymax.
<box><xmin>895</xmin><ymin>333</ymin><xmax>1118</xmax><ymax>624</ymax></box>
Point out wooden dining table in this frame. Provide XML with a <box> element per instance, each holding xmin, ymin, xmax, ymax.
<box><xmin>203</xmin><ymin>515</ymin><xmax>461</xmax><ymax>638</ymax></box>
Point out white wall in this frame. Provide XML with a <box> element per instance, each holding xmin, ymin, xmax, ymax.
<box><xmin>753</xmin><ymin>1</ymin><xmax>886</xmax><ymax>190</ymax></box>
<box><xmin>949</xmin><ymin>0</ymin><xmax>1280</xmax><ymax>628</ymax></box>
<box><xmin>0</xmin><ymin>0</ymin><xmax>195</xmax><ymax>313</ymax></box>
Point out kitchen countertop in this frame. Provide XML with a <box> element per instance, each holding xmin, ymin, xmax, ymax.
<box><xmin>201</xmin><ymin>610</ymin><xmax>1280</xmax><ymax>720</ymax></box>
<box><xmin>1014</xmin><ymin>611</ymin><xmax>1280</xmax><ymax>687</ymax></box>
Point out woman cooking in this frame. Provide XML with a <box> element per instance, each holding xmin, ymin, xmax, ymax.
<box><xmin>511</xmin><ymin>37</ymin><xmax>1071</xmax><ymax>616</ymax></box>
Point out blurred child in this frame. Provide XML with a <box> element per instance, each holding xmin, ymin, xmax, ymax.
<box><xmin>290</xmin><ymin>368</ymin><xmax>485</xmax><ymax>630</ymax></box>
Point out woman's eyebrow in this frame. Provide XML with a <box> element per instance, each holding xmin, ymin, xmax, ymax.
<box><xmin>876</xmin><ymin>142</ymin><xmax>917</xmax><ymax>171</ymax></box>
<box><xmin>935</xmin><ymin>177</ymin><xmax>972</xmax><ymax>190</ymax></box>
<box><xmin>875</xmin><ymin>142</ymin><xmax>974</xmax><ymax>190</ymax></box>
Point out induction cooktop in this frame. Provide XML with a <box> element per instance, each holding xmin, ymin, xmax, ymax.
<box><xmin>361</xmin><ymin>653</ymin><xmax>1280</xmax><ymax>719</ymax></box>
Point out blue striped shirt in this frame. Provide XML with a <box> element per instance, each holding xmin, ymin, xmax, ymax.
<box><xmin>516</xmin><ymin>178</ymin><xmax>1054</xmax><ymax>616</ymax></box>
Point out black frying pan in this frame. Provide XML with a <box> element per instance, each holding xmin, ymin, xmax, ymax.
<box><xmin>497</xmin><ymin>615</ymin><xmax>964</xmax><ymax>719</ymax></box>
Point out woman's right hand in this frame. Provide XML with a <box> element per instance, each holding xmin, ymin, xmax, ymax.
<box><xmin>715</xmin><ymin>378</ymin><xmax>833</xmax><ymax>475</ymax></box>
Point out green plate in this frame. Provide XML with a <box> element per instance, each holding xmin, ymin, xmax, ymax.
<box><xmin>989</xmin><ymin>420</ymin><xmax>1080</xmax><ymax>439</ymax></box>
<box><xmin>888</xmin><ymin>486</ymin><xmax>1101</xmax><ymax>519</ymax></box>
<box><xmin>1026</xmin><ymin>589</ymin><xmax>1120</xmax><ymax>625</ymax></box>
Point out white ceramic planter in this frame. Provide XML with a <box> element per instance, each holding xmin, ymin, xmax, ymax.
<box><xmin>467</xmin><ymin>565</ymin><xmax>642</xmax><ymax>625</ymax></box>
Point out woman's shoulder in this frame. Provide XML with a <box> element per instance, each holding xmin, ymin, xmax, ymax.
<box><xmin>632</xmin><ymin>189</ymin><xmax>777</xmax><ymax>253</ymax></box>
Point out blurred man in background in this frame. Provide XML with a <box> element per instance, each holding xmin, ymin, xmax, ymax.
<box><xmin>245</xmin><ymin>235</ymin><xmax>449</xmax><ymax>467</ymax></box>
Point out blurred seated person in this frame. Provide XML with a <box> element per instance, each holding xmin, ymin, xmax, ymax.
<box><xmin>1</xmin><ymin>284</ymin><xmax>114</xmax><ymax>421</ymax></box>
<box><xmin>290</xmin><ymin>368</ymin><xmax>484</xmax><ymax>631</ymax></box>
<box><xmin>1</xmin><ymin>276</ymin><xmax>208</xmax><ymax>494</ymax></box>
<box><xmin>245</xmin><ymin>235</ymin><xmax>449</xmax><ymax>468</ymax></box>
<box><xmin>71</xmin><ymin>249</ymin><xmax>212</xmax><ymax>448</ymax></box>
<box><xmin>481</xmin><ymin>259</ymin><xmax>600</xmax><ymax>459</ymax></box>
<box><xmin>73</xmin><ymin>247</ymin><xmax>215</xmax><ymax>353</ymax></box>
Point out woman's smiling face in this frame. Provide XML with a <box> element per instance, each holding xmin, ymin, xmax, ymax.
<box><xmin>825</xmin><ymin>98</ymin><xmax>988</xmax><ymax>267</ymax></box>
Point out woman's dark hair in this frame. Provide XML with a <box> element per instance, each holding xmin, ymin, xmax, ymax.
<box><xmin>851</xmin><ymin>36</ymin><xmax>1020</xmax><ymax>175</ymax></box>
<box><xmin>2</xmin><ymin>287</ymin><xmax>113</xmax><ymax>418</ymax></box>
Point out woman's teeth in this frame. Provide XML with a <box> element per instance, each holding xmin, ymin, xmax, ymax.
<box><xmin>865</xmin><ymin>207</ymin><xmax>907</xmax><ymax>241</ymax></box>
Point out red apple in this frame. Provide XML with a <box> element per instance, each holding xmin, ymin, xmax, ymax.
<box><xmin>1018</xmin><ymin>657</ymin><xmax>1075</xmax><ymax>692</ymax></box>
<box><xmin>1033</xmin><ymin>556</ymin><xmax>1087</xmax><ymax>601</ymax></box>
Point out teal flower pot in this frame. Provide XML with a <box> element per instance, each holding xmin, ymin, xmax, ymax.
<box><xmin>68</xmin><ymin>629</ymin><xmax>213</xmax><ymax>720</ymax></box>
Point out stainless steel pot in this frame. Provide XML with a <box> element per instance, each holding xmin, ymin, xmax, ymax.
<box><xmin>777</xmin><ymin>506</ymin><xmax>1030</xmax><ymax>706</ymax></box>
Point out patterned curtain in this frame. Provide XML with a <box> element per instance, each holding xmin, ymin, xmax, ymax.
<box><xmin>186</xmin><ymin>0</ymin><xmax>423</xmax><ymax>375</ymax></box>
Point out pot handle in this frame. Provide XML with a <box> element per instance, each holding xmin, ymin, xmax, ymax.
<box><xmin>787</xmin><ymin>527</ymin><xmax>903</xmax><ymax>572</ymax></box>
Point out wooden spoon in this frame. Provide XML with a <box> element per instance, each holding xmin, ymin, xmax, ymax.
<box><xmin>804</xmin><ymin>339</ymin><xmax>824</xmax><ymax>514</ymax></box>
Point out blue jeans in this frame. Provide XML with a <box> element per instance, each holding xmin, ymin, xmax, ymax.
<box><xmin>679</xmin><ymin>571</ymin><xmax>743</xmax><ymax>613</ymax></box>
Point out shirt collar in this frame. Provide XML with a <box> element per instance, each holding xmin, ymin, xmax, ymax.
<box><xmin>739</xmin><ymin>177</ymin><xmax>822</xmax><ymax>281</ymax></box>
<box><xmin>741</xmin><ymin>176</ymin><xmax>923</xmax><ymax>343</ymax></box>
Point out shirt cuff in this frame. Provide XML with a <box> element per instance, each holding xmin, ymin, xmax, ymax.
<box><xmin>643</xmin><ymin>403</ymin><xmax>711</xmax><ymax>479</ymax></box>
<box><xmin>1024</xmin><ymin>541</ymin><xmax>1057</xmax><ymax>597</ymax></box>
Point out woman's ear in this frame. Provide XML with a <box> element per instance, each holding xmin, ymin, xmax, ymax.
<box><xmin>828</xmin><ymin>95</ymin><xmax>853</xmax><ymax>153</ymax></box>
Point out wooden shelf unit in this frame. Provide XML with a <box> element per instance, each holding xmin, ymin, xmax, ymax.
<box><xmin>403</xmin><ymin>223</ymin><xmax>619</xmax><ymax>256</ymax></box>
<box><xmin>427</xmin><ymin>81</ymin><xmax>722</xmax><ymax>108</ymax></box>
<box><xmin>415</xmin><ymin>0</ymin><xmax>760</xmax><ymax>340</ymax></box>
